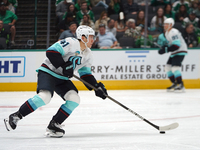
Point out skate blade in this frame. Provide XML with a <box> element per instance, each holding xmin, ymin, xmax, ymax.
<box><xmin>4</xmin><ymin>118</ymin><xmax>12</xmax><ymax>131</ymax></box>
<box><xmin>174</xmin><ymin>88</ymin><xmax>185</xmax><ymax>93</ymax></box>
<box><xmin>44</xmin><ymin>129</ymin><xmax>64</xmax><ymax>138</ymax></box>
<box><xmin>167</xmin><ymin>89</ymin><xmax>175</xmax><ymax>92</ymax></box>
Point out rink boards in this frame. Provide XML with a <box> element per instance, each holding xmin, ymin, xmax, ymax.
<box><xmin>0</xmin><ymin>49</ymin><xmax>200</xmax><ymax>91</ymax></box>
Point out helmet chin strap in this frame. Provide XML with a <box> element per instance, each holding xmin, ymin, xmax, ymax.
<box><xmin>81</xmin><ymin>35</ymin><xmax>89</xmax><ymax>51</ymax></box>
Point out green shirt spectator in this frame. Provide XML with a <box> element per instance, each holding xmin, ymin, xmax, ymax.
<box><xmin>165</xmin><ymin>11</ymin><xmax>175</xmax><ymax>20</ymax></box>
<box><xmin>0</xmin><ymin>10</ymin><xmax>18</xmax><ymax>24</ymax></box>
<box><xmin>194</xmin><ymin>2</ymin><xmax>200</xmax><ymax>18</ymax></box>
<box><xmin>76</xmin><ymin>1</ymin><xmax>94</xmax><ymax>24</ymax></box>
<box><xmin>55</xmin><ymin>0</ymin><xmax>63</xmax><ymax>6</ymax></box>
<box><xmin>76</xmin><ymin>10</ymin><xmax>94</xmax><ymax>24</ymax></box>
<box><xmin>135</xmin><ymin>35</ymin><xmax>154</xmax><ymax>48</ymax></box>
<box><xmin>8</xmin><ymin>0</ymin><xmax>18</xmax><ymax>8</ymax></box>
<box><xmin>164</xmin><ymin>4</ymin><xmax>176</xmax><ymax>20</ymax></box>
<box><xmin>173</xmin><ymin>0</ymin><xmax>190</xmax><ymax>13</ymax></box>
<box><xmin>182</xmin><ymin>11</ymin><xmax>199</xmax><ymax>28</ymax></box>
<box><xmin>195</xmin><ymin>27</ymin><xmax>200</xmax><ymax>45</ymax></box>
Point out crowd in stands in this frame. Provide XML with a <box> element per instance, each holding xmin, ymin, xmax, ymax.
<box><xmin>0</xmin><ymin>0</ymin><xmax>18</xmax><ymax>49</ymax></box>
<box><xmin>1</xmin><ymin>0</ymin><xmax>200</xmax><ymax>49</ymax></box>
<box><xmin>54</xmin><ymin>0</ymin><xmax>200</xmax><ymax>49</ymax></box>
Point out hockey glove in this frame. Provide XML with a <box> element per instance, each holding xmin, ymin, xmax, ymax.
<box><xmin>95</xmin><ymin>82</ymin><xmax>107</xmax><ymax>100</ymax></box>
<box><xmin>158</xmin><ymin>45</ymin><xmax>168</xmax><ymax>55</ymax></box>
<box><xmin>61</xmin><ymin>61</ymin><xmax>74</xmax><ymax>78</ymax></box>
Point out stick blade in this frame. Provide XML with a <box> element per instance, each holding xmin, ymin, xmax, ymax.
<box><xmin>159</xmin><ymin>122</ymin><xmax>179</xmax><ymax>131</ymax></box>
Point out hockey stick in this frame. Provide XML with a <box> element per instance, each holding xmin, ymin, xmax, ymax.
<box><xmin>73</xmin><ymin>74</ymin><xmax>179</xmax><ymax>132</ymax></box>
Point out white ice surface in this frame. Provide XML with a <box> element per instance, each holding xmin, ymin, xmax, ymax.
<box><xmin>0</xmin><ymin>89</ymin><xmax>200</xmax><ymax>150</ymax></box>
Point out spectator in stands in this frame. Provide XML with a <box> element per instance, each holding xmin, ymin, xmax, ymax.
<box><xmin>150</xmin><ymin>0</ymin><xmax>169</xmax><ymax>7</ymax></box>
<box><xmin>195</xmin><ymin>2</ymin><xmax>200</xmax><ymax>18</ymax></box>
<box><xmin>136</xmin><ymin>10</ymin><xmax>145</xmax><ymax>27</ymax></box>
<box><xmin>189</xmin><ymin>0</ymin><xmax>198</xmax><ymax>13</ymax></box>
<box><xmin>137</xmin><ymin>0</ymin><xmax>150</xmax><ymax>6</ymax></box>
<box><xmin>62</xmin><ymin>3</ymin><xmax>76</xmax><ymax>20</ymax></box>
<box><xmin>0</xmin><ymin>2</ymin><xmax>17</xmax><ymax>45</ymax></box>
<box><xmin>90</xmin><ymin>0</ymin><xmax>108</xmax><ymax>10</ymax></box>
<box><xmin>173</xmin><ymin>0</ymin><xmax>190</xmax><ymax>13</ymax></box>
<box><xmin>150</xmin><ymin>7</ymin><xmax>167</xmax><ymax>33</ymax></box>
<box><xmin>58</xmin><ymin>22</ymin><xmax>77</xmax><ymax>40</ymax></box>
<box><xmin>175</xmin><ymin>4</ymin><xmax>188</xmax><ymax>22</ymax></box>
<box><xmin>75</xmin><ymin>0</ymin><xmax>81</xmax><ymax>11</ymax></box>
<box><xmin>164</xmin><ymin>4</ymin><xmax>176</xmax><ymax>20</ymax></box>
<box><xmin>123</xmin><ymin>0</ymin><xmax>139</xmax><ymax>15</ymax></box>
<box><xmin>106</xmin><ymin>19</ymin><xmax>117</xmax><ymax>37</ymax></box>
<box><xmin>197</xmin><ymin>20</ymin><xmax>200</xmax><ymax>46</ymax></box>
<box><xmin>0</xmin><ymin>20</ymin><xmax>9</xmax><ymax>48</ymax></box>
<box><xmin>182</xmin><ymin>11</ymin><xmax>199</xmax><ymax>28</ymax></box>
<box><xmin>182</xmin><ymin>23</ymin><xmax>198</xmax><ymax>47</ymax></box>
<box><xmin>58</xmin><ymin>12</ymin><xmax>78</xmax><ymax>33</ymax></box>
<box><xmin>8</xmin><ymin>0</ymin><xmax>17</xmax><ymax>12</ymax></box>
<box><xmin>79</xmin><ymin>13</ymin><xmax>95</xmax><ymax>30</ymax></box>
<box><xmin>124</xmin><ymin>19</ymin><xmax>141</xmax><ymax>39</ymax></box>
<box><xmin>76</xmin><ymin>1</ymin><xmax>95</xmax><ymax>24</ymax></box>
<box><xmin>75</xmin><ymin>0</ymin><xmax>91</xmax><ymax>11</ymax></box>
<box><xmin>94</xmin><ymin>23</ymin><xmax>121</xmax><ymax>49</ymax></box>
<box><xmin>94</xmin><ymin>11</ymin><xmax>110</xmax><ymax>32</ymax></box>
<box><xmin>114</xmin><ymin>12</ymin><xmax>127</xmax><ymax>32</ymax></box>
<box><xmin>56</xmin><ymin>0</ymin><xmax>71</xmax><ymax>23</ymax></box>
<box><xmin>55</xmin><ymin>0</ymin><xmax>64</xmax><ymax>6</ymax></box>
<box><xmin>107</xmin><ymin>0</ymin><xmax>122</xmax><ymax>16</ymax></box>
<box><xmin>3</xmin><ymin>0</ymin><xmax>15</xmax><ymax>13</ymax></box>
<box><xmin>135</xmin><ymin>27</ymin><xmax>154</xmax><ymax>48</ymax></box>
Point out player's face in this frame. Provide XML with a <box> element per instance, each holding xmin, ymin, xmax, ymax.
<box><xmin>86</xmin><ymin>35</ymin><xmax>94</xmax><ymax>48</ymax></box>
<box><xmin>164</xmin><ymin>23</ymin><xmax>170</xmax><ymax>31</ymax></box>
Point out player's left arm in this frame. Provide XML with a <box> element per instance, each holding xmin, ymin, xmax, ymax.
<box><xmin>78</xmin><ymin>67</ymin><xmax>107</xmax><ymax>100</ymax></box>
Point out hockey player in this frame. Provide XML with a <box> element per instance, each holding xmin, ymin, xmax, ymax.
<box><xmin>4</xmin><ymin>25</ymin><xmax>108</xmax><ymax>138</ymax></box>
<box><xmin>158</xmin><ymin>18</ymin><xmax>187</xmax><ymax>92</ymax></box>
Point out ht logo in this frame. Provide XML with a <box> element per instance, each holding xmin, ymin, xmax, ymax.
<box><xmin>0</xmin><ymin>61</ymin><xmax>21</xmax><ymax>73</ymax></box>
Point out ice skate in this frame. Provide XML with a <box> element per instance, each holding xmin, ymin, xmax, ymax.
<box><xmin>167</xmin><ymin>82</ymin><xmax>177</xmax><ymax>92</ymax></box>
<box><xmin>4</xmin><ymin>111</ymin><xmax>22</xmax><ymax>131</ymax></box>
<box><xmin>45</xmin><ymin>120</ymin><xmax>65</xmax><ymax>138</ymax></box>
<box><xmin>174</xmin><ymin>83</ymin><xmax>185</xmax><ymax>93</ymax></box>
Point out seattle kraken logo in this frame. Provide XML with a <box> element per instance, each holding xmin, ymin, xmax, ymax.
<box><xmin>75</xmin><ymin>51</ymin><xmax>80</xmax><ymax>56</ymax></box>
<box><xmin>69</xmin><ymin>56</ymin><xmax>82</xmax><ymax>69</ymax></box>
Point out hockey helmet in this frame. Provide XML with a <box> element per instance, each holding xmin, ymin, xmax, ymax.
<box><xmin>76</xmin><ymin>25</ymin><xmax>95</xmax><ymax>40</ymax></box>
<box><xmin>164</xmin><ymin>18</ymin><xmax>175</xmax><ymax>27</ymax></box>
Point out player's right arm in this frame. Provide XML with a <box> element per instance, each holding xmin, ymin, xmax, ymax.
<box><xmin>46</xmin><ymin>39</ymin><xmax>74</xmax><ymax>78</ymax></box>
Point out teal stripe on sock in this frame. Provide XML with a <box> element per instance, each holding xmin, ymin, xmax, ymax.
<box><xmin>28</xmin><ymin>95</ymin><xmax>45</xmax><ymax>110</ymax></box>
<box><xmin>61</xmin><ymin>104</ymin><xmax>72</xmax><ymax>115</ymax></box>
<box><xmin>61</xmin><ymin>101</ymin><xmax>79</xmax><ymax>114</ymax></box>
<box><xmin>174</xmin><ymin>70</ymin><xmax>181</xmax><ymax>79</ymax></box>
<box><xmin>167</xmin><ymin>71</ymin><xmax>173</xmax><ymax>78</ymax></box>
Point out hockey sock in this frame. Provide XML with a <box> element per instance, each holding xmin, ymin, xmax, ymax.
<box><xmin>19</xmin><ymin>100</ymin><xmax>35</xmax><ymax>117</ymax></box>
<box><xmin>173</xmin><ymin>70</ymin><xmax>182</xmax><ymax>84</ymax></box>
<box><xmin>52</xmin><ymin>101</ymin><xmax>79</xmax><ymax>124</ymax></box>
<box><xmin>167</xmin><ymin>71</ymin><xmax>175</xmax><ymax>83</ymax></box>
<box><xmin>19</xmin><ymin>95</ymin><xmax>46</xmax><ymax>117</ymax></box>
<box><xmin>176</xmin><ymin>76</ymin><xmax>183</xmax><ymax>84</ymax></box>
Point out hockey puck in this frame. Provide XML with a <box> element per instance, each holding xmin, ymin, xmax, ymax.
<box><xmin>160</xmin><ymin>131</ymin><xmax>165</xmax><ymax>134</ymax></box>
